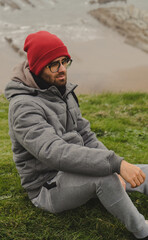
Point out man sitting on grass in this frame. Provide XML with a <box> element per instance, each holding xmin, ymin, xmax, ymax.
<box><xmin>5</xmin><ymin>31</ymin><xmax>148</xmax><ymax>239</ymax></box>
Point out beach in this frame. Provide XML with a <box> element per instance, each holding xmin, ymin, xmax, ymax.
<box><xmin>0</xmin><ymin>0</ymin><xmax>148</xmax><ymax>94</ymax></box>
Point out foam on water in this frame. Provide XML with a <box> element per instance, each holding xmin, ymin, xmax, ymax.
<box><xmin>1</xmin><ymin>0</ymin><xmax>148</xmax><ymax>93</ymax></box>
<box><xmin>0</xmin><ymin>0</ymin><xmax>147</xmax><ymax>45</ymax></box>
<box><xmin>0</xmin><ymin>0</ymin><xmax>106</xmax><ymax>42</ymax></box>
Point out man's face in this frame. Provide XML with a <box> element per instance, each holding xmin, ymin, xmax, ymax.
<box><xmin>40</xmin><ymin>56</ymin><xmax>67</xmax><ymax>87</ymax></box>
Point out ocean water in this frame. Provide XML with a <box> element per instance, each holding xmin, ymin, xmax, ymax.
<box><xmin>1</xmin><ymin>0</ymin><xmax>148</xmax><ymax>93</ymax></box>
<box><xmin>0</xmin><ymin>0</ymin><xmax>148</xmax><ymax>46</ymax></box>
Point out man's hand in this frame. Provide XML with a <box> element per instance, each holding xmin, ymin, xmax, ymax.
<box><xmin>120</xmin><ymin>160</ymin><xmax>146</xmax><ymax>188</ymax></box>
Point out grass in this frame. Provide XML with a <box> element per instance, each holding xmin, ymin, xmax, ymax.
<box><xmin>0</xmin><ymin>92</ymin><xmax>148</xmax><ymax>240</ymax></box>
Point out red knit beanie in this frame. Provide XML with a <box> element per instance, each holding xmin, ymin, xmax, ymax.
<box><xmin>24</xmin><ymin>31</ymin><xmax>71</xmax><ymax>76</ymax></box>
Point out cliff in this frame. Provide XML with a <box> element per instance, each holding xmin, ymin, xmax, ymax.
<box><xmin>89</xmin><ymin>4</ymin><xmax>148</xmax><ymax>53</ymax></box>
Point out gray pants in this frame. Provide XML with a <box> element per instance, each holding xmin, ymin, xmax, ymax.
<box><xmin>32</xmin><ymin>165</ymin><xmax>148</xmax><ymax>238</ymax></box>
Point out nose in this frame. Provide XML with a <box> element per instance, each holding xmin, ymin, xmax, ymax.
<box><xmin>58</xmin><ymin>62</ymin><xmax>66</xmax><ymax>72</ymax></box>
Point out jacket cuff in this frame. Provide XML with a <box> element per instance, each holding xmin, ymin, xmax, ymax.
<box><xmin>109</xmin><ymin>152</ymin><xmax>124</xmax><ymax>174</ymax></box>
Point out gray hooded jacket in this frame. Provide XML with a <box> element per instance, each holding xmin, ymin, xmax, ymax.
<box><xmin>5</xmin><ymin>61</ymin><xmax>123</xmax><ymax>199</ymax></box>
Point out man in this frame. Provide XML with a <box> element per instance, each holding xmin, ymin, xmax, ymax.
<box><xmin>5</xmin><ymin>31</ymin><xmax>148</xmax><ymax>239</ymax></box>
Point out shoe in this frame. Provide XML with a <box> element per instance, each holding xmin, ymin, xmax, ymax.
<box><xmin>137</xmin><ymin>221</ymin><xmax>148</xmax><ymax>240</ymax></box>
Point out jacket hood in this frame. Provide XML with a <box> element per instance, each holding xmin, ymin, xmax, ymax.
<box><xmin>5</xmin><ymin>60</ymin><xmax>77</xmax><ymax>101</ymax></box>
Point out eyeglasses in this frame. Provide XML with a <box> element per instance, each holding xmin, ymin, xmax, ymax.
<box><xmin>46</xmin><ymin>57</ymin><xmax>72</xmax><ymax>73</ymax></box>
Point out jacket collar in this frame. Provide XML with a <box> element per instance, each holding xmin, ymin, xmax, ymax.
<box><xmin>41</xmin><ymin>82</ymin><xmax>78</xmax><ymax>99</ymax></box>
<box><xmin>5</xmin><ymin>60</ymin><xmax>78</xmax><ymax>100</ymax></box>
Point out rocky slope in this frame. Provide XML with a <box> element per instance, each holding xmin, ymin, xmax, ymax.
<box><xmin>0</xmin><ymin>0</ymin><xmax>99</xmax><ymax>57</ymax></box>
<box><xmin>89</xmin><ymin>4</ymin><xmax>148</xmax><ymax>53</ymax></box>
<box><xmin>1</xmin><ymin>0</ymin><xmax>148</xmax><ymax>94</ymax></box>
<box><xmin>1</xmin><ymin>0</ymin><xmax>148</xmax><ymax>56</ymax></box>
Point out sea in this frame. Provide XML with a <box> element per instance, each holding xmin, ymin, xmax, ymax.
<box><xmin>1</xmin><ymin>0</ymin><xmax>148</xmax><ymax>93</ymax></box>
<box><xmin>0</xmin><ymin>0</ymin><xmax>148</xmax><ymax>46</ymax></box>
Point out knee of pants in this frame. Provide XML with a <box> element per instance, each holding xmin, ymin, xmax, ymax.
<box><xmin>96</xmin><ymin>173</ymin><xmax>126</xmax><ymax>207</ymax></box>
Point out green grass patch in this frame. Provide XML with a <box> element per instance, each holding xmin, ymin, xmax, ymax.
<box><xmin>0</xmin><ymin>93</ymin><xmax>148</xmax><ymax>240</ymax></box>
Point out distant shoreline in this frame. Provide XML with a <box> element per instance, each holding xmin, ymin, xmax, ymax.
<box><xmin>89</xmin><ymin>4</ymin><xmax>148</xmax><ymax>54</ymax></box>
<box><xmin>1</xmin><ymin>0</ymin><xmax>148</xmax><ymax>94</ymax></box>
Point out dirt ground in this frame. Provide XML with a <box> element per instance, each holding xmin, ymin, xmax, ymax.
<box><xmin>1</xmin><ymin>32</ymin><xmax>148</xmax><ymax>95</ymax></box>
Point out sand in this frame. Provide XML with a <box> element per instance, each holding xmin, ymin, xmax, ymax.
<box><xmin>68</xmin><ymin>36</ymin><xmax>148</xmax><ymax>94</ymax></box>
<box><xmin>1</xmin><ymin>4</ymin><xmax>148</xmax><ymax>95</ymax></box>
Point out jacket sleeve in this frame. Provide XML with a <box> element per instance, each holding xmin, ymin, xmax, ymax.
<box><xmin>76</xmin><ymin>107</ymin><xmax>107</xmax><ymax>150</ymax></box>
<box><xmin>10</xmin><ymin>99</ymin><xmax>123</xmax><ymax>177</ymax></box>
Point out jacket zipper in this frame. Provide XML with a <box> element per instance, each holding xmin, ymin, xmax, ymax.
<box><xmin>67</xmin><ymin>105</ymin><xmax>75</xmax><ymax>125</ymax></box>
<box><xmin>62</xmin><ymin>95</ymin><xmax>75</xmax><ymax>125</ymax></box>
<box><xmin>41</xmin><ymin>88</ymin><xmax>76</xmax><ymax>126</ymax></box>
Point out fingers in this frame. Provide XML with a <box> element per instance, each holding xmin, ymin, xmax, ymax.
<box><xmin>131</xmin><ymin>169</ymin><xmax>146</xmax><ymax>188</ymax></box>
<box><xmin>130</xmin><ymin>180</ymin><xmax>137</xmax><ymax>188</ymax></box>
<box><xmin>138</xmin><ymin>171</ymin><xmax>146</xmax><ymax>184</ymax></box>
<box><xmin>120</xmin><ymin>160</ymin><xmax>146</xmax><ymax>188</ymax></box>
<box><xmin>131</xmin><ymin>177</ymin><xmax>141</xmax><ymax>188</ymax></box>
<box><xmin>140</xmin><ymin>170</ymin><xmax>146</xmax><ymax>181</ymax></box>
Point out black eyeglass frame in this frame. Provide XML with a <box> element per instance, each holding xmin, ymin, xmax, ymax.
<box><xmin>46</xmin><ymin>57</ymin><xmax>73</xmax><ymax>73</ymax></box>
